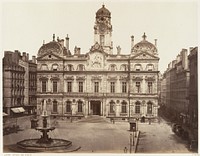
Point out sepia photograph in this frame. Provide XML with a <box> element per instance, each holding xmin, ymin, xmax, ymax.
<box><xmin>1</xmin><ymin>0</ymin><xmax>198</xmax><ymax>155</ymax></box>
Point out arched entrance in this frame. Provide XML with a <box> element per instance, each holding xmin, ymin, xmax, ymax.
<box><xmin>90</xmin><ymin>100</ymin><xmax>101</xmax><ymax>115</ymax></box>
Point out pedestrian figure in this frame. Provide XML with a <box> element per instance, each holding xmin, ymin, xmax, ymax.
<box><xmin>149</xmin><ymin>119</ymin><xmax>151</xmax><ymax>125</ymax></box>
<box><xmin>113</xmin><ymin>119</ymin><xmax>115</xmax><ymax>124</ymax></box>
<box><xmin>124</xmin><ymin>147</ymin><xmax>128</xmax><ymax>153</ymax></box>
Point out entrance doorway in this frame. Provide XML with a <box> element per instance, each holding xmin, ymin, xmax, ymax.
<box><xmin>90</xmin><ymin>100</ymin><xmax>101</xmax><ymax>115</ymax></box>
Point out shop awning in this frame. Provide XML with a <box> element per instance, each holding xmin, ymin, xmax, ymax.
<box><xmin>11</xmin><ymin>107</ymin><xmax>25</xmax><ymax>113</ymax></box>
<box><xmin>3</xmin><ymin>112</ymin><xmax>8</xmax><ymax>116</ymax></box>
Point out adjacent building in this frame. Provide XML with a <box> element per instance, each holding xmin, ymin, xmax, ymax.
<box><xmin>188</xmin><ymin>47</ymin><xmax>198</xmax><ymax>137</ymax></box>
<box><xmin>36</xmin><ymin>5</ymin><xmax>160</xmax><ymax>120</ymax></box>
<box><xmin>3</xmin><ymin>51</ymin><xmax>37</xmax><ymax>116</ymax></box>
<box><xmin>160</xmin><ymin>47</ymin><xmax>199</xmax><ymax>126</ymax></box>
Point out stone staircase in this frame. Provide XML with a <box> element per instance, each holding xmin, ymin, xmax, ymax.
<box><xmin>78</xmin><ymin>115</ymin><xmax>109</xmax><ymax>123</ymax></box>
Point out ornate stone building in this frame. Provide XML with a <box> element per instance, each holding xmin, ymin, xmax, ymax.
<box><xmin>36</xmin><ymin>5</ymin><xmax>160</xmax><ymax>120</ymax></box>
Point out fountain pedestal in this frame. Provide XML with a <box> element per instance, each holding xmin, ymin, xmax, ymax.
<box><xmin>14</xmin><ymin>100</ymin><xmax>79</xmax><ymax>152</ymax></box>
<box><xmin>35</xmin><ymin>115</ymin><xmax>55</xmax><ymax>144</ymax></box>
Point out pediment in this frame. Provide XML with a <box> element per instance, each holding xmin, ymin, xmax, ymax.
<box><xmin>37</xmin><ymin>52</ymin><xmax>64</xmax><ymax>61</ymax></box>
<box><xmin>131</xmin><ymin>52</ymin><xmax>159</xmax><ymax>60</ymax></box>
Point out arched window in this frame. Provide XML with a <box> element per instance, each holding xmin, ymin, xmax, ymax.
<box><xmin>78</xmin><ymin>100</ymin><xmax>83</xmax><ymax>112</ymax></box>
<box><xmin>135</xmin><ymin>64</ymin><xmax>142</xmax><ymax>71</ymax></box>
<box><xmin>66</xmin><ymin>101</ymin><xmax>71</xmax><ymax>113</ymax></box>
<box><xmin>146</xmin><ymin>64</ymin><xmax>154</xmax><ymax>71</ymax></box>
<box><xmin>120</xmin><ymin>64</ymin><xmax>128</xmax><ymax>71</ymax></box>
<box><xmin>135</xmin><ymin>101</ymin><xmax>140</xmax><ymax>114</ymax></box>
<box><xmin>110</xmin><ymin>100</ymin><xmax>115</xmax><ymax>113</ymax></box>
<box><xmin>110</xmin><ymin>64</ymin><xmax>116</xmax><ymax>71</ymax></box>
<box><xmin>121</xmin><ymin>101</ymin><xmax>127</xmax><ymax>113</ymax></box>
<box><xmin>52</xmin><ymin>64</ymin><xmax>58</xmax><ymax>71</ymax></box>
<box><xmin>147</xmin><ymin>101</ymin><xmax>153</xmax><ymax>114</ymax></box>
<box><xmin>53</xmin><ymin>100</ymin><xmax>58</xmax><ymax>113</ymax></box>
<box><xmin>77</xmin><ymin>64</ymin><xmax>84</xmax><ymax>71</ymax></box>
<box><xmin>68</xmin><ymin>64</ymin><xmax>73</xmax><ymax>71</ymax></box>
<box><xmin>41</xmin><ymin>64</ymin><xmax>48</xmax><ymax>70</ymax></box>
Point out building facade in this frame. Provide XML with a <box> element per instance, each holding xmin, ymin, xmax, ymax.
<box><xmin>188</xmin><ymin>47</ymin><xmax>198</xmax><ymax>133</ymax></box>
<box><xmin>161</xmin><ymin>49</ymin><xmax>190</xmax><ymax>124</ymax></box>
<box><xmin>3</xmin><ymin>51</ymin><xmax>37</xmax><ymax>116</ymax></box>
<box><xmin>36</xmin><ymin>5</ymin><xmax>160</xmax><ymax>119</ymax></box>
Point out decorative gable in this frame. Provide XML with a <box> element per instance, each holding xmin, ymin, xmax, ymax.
<box><xmin>90</xmin><ymin>42</ymin><xmax>104</xmax><ymax>52</ymax></box>
<box><xmin>37</xmin><ymin>52</ymin><xmax>64</xmax><ymax>61</ymax></box>
<box><xmin>131</xmin><ymin>52</ymin><xmax>159</xmax><ymax>60</ymax></box>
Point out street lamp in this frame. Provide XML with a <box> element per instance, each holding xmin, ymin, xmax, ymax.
<box><xmin>129</xmin><ymin>133</ymin><xmax>132</xmax><ymax>153</ymax></box>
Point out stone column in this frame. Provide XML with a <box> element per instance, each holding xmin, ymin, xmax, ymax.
<box><xmin>48</xmin><ymin>79</ymin><xmax>51</xmax><ymax>92</ymax></box>
<box><xmin>88</xmin><ymin>101</ymin><xmax>90</xmax><ymax>115</ymax></box>
<box><xmin>101</xmin><ymin>101</ymin><xmax>103</xmax><ymax>116</ymax></box>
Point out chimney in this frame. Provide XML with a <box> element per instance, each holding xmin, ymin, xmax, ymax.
<box><xmin>172</xmin><ymin>60</ymin><xmax>177</xmax><ymax>68</ymax></box>
<box><xmin>32</xmin><ymin>56</ymin><xmax>36</xmax><ymax>63</ymax></box>
<box><xmin>27</xmin><ymin>53</ymin><xmax>29</xmax><ymax>61</ymax></box>
<box><xmin>181</xmin><ymin>49</ymin><xmax>188</xmax><ymax>70</ymax></box>
<box><xmin>131</xmin><ymin>35</ymin><xmax>134</xmax><ymax>49</ymax></box>
<box><xmin>189</xmin><ymin>47</ymin><xmax>194</xmax><ymax>52</ymax></box>
<box><xmin>65</xmin><ymin>34</ymin><xmax>69</xmax><ymax>50</ymax></box>
<box><xmin>22</xmin><ymin>52</ymin><xmax>26</xmax><ymax>61</ymax></box>
<box><xmin>155</xmin><ymin>39</ymin><xmax>157</xmax><ymax>47</ymax></box>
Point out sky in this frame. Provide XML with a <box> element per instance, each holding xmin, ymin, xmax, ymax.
<box><xmin>1</xmin><ymin>0</ymin><xmax>199</xmax><ymax>73</ymax></box>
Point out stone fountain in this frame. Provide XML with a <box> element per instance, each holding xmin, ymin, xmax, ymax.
<box><xmin>15</xmin><ymin>100</ymin><xmax>79</xmax><ymax>152</ymax></box>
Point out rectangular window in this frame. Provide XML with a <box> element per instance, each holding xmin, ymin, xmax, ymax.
<box><xmin>78</xmin><ymin>102</ymin><xmax>83</xmax><ymax>112</ymax></box>
<box><xmin>110</xmin><ymin>103</ymin><xmax>114</xmax><ymax>113</ymax></box>
<box><xmin>122</xmin><ymin>82</ymin><xmax>127</xmax><ymax>93</ymax></box>
<box><xmin>53</xmin><ymin>81</ymin><xmax>57</xmax><ymax>93</ymax></box>
<box><xmin>66</xmin><ymin>102</ymin><xmax>71</xmax><ymax>113</ymax></box>
<box><xmin>122</xmin><ymin>104</ymin><xmax>127</xmax><ymax>113</ymax></box>
<box><xmin>136</xmin><ymin>82</ymin><xmax>140</xmax><ymax>93</ymax></box>
<box><xmin>135</xmin><ymin>105</ymin><xmax>140</xmax><ymax>114</ymax></box>
<box><xmin>53</xmin><ymin>102</ymin><xmax>58</xmax><ymax>113</ymax></box>
<box><xmin>94</xmin><ymin>82</ymin><xmax>99</xmax><ymax>93</ymax></box>
<box><xmin>110</xmin><ymin>82</ymin><xmax>115</xmax><ymax>93</ymax></box>
<box><xmin>79</xmin><ymin>82</ymin><xmax>83</xmax><ymax>92</ymax></box>
<box><xmin>148</xmin><ymin>82</ymin><xmax>153</xmax><ymax>93</ymax></box>
<box><xmin>42</xmin><ymin>81</ymin><xmax>46</xmax><ymax>92</ymax></box>
<box><xmin>67</xmin><ymin>82</ymin><xmax>72</xmax><ymax>92</ymax></box>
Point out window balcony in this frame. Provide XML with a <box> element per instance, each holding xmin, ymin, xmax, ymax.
<box><xmin>120</xmin><ymin>113</ymin><xmax>128</xmax><ymax>116</ymax></box>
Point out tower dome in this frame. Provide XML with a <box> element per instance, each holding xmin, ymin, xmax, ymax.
<box><xmin>96</xmin><ymin>5</ymin><xmax>111</xmax><ymax>18</ymax></box>
<box><xmin>132</xmin><ymin>33</ymin><xmax>157</xmax><ymax>55</ymax></box>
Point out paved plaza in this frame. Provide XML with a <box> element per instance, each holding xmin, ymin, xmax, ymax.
<box><xmin>136</xmin><ymin>118</ymin><xmax>191</xmax><ymax>153</ymax></box>
<box><xmin>3</xmin><ymin>115</ymin><xmax>193</xmax><ymax>153</ymax></box>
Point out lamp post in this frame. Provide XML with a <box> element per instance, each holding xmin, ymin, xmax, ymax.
<box><xmin>129</xmin><ymin>133</ymin><xmax>132</xmax><ymax>153</ymax></box>
<box><xmin>70</xmin><ymin>108</ymin><xmax>73</xmax><ymax>123</ymax></box>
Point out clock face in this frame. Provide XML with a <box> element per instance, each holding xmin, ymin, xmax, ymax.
<box><xmin>90</xmin><ymin>53</ymin><xmax>104</xmax><ymax>69</ymax></box>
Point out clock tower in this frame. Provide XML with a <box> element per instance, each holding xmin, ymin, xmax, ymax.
<box><xmin>94</xmin><ymin>5</ymin><xmax>113</xmax><ymax>54</ymax></box>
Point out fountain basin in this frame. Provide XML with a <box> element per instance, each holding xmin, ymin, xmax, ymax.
<box><xmin>17</xmin><ymin>139</ymin><xmax>72</xmax><ymax>151</ymax></box>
